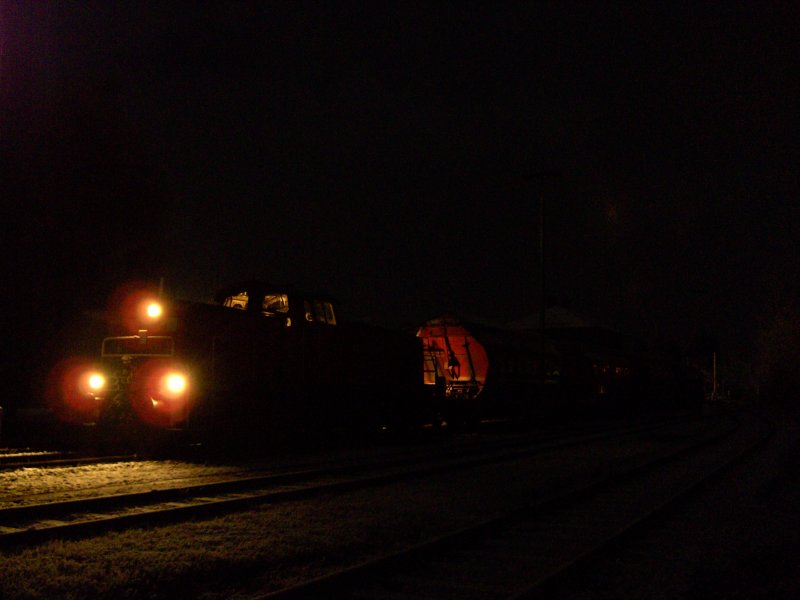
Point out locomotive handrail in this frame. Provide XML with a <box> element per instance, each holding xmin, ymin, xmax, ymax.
<box><xmin>101</xmin><ymin>335</ymin><xmax>175</xmax><ymax>357</ymax></box>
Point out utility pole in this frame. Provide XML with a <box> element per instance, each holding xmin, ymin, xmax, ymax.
<box><xmin>539</xmin><ymin>192</ymin><xmax>545</xmax><ymax>339</ymax></box>
<box><xmin>712</xmin><ymin>351</ymin><xmax>717</xmax><ymax>401</ymax></box>
<box><xmin>539</xmin><ymin>192</ymin><xmax>546</xmax><ymax>385</ymax></box>
<box><xmin>525</xmin><ymin>169</ymin><xmax>559</xmax><ymax>387</ymax></box>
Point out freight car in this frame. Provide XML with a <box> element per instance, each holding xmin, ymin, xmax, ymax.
<box><xmin>52</xmin><ymin>281</ymin><xmax>428</xmax><ymax>447</ymax></box>
<box><xmin>417</xmin><ymin>314</ymin><xmax>702</xmax><ymax>425</ymax></box>
<box><xmin>417</xmin><ymin>315</ymin><xmax>561</xmax><ymax>425</ymax></box>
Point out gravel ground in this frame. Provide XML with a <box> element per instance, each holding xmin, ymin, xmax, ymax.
<box><xmin>0</xmin><ymin>461</ymin><xmax>251</xmax><ymax>508</ymax></box>
<box><xmin>0</xmin><ymin>428</ymin><xmax>538</xmax><ymax>509</ymax></box>
<box><xmin>0</xmin><ymin>418</ymin><xmax>709</xmax><ymax>599</ymax></box>
<box><xmin>1</xmin><ymin>409</ymin><xmax>786</xmax><ymax>598</ymax></box>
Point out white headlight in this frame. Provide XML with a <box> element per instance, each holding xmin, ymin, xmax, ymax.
<box><xmin>163</xmin><ymin>373</ymin><xmax>187</xmax><ymax>395</ymax></box>
<box><xmin>87</xmin><ymin>372</ymin><xmax>106</xmax><ymax>391</ymax></box>
<box><xmin>146</xmin><ymin>302</ymin><xmax>163</xmax><ymax>319</ymax></box>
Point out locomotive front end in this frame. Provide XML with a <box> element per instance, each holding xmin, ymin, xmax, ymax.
<box><xmin>98</xmin><ymin>333</ymin><xmax>192</xmax><ymax>429</ymax></box>
<box><xmin>47</xmin><ymin>293</ymin><xmax>194</xmax><ymax>436</ymax></box>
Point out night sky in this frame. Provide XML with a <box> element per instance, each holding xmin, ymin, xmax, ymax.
<box><xmin>2</xmin><ymin>2</ymin><xmax>799</xmax><ymax>386</ymax></box>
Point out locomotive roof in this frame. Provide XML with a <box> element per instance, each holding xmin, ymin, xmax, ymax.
<box><xmin>213</xmin><ymin>280</ymin><xmax>338</xmax><ymax>305</ymax></box>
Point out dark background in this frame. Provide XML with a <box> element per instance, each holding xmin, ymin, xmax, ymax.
<box><xmin>2</xmin><ymin>2</ymin><xmax>799</xmax><ymax>403</ymax></box>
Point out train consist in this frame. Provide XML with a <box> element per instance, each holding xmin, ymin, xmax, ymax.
<box><xmin>49</xmin><ymin>281</ymin><xmax>702</xmax><ymax>446</ymax></box>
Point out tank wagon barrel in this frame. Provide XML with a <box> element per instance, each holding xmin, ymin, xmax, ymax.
<box><xmin>417</xmin><ymin>315</ymin><xmax>562</xmax><ymax>425</ymax></box>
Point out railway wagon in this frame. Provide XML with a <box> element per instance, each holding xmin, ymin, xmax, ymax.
<box><xmin>417</xmin><ymin>315</ymin><xmax>563</xmax><ymax>425</ymax></box>
<box><xmin>417</xmin><ymin>315</ymin><xmax>655</xmax><ymax>425</ymax></box>
<box><xmin>57</xmin><ymin>281</ymin><xmax>428</xmax><ymax>444</ymax></box>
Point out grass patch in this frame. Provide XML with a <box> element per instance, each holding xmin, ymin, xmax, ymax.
<box><xmin>0</xmin><ymin>477</ymin><xmax>489</xmax><ymax>599</ymax></box>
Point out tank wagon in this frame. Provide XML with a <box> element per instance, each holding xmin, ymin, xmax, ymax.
<box><xmin>417</xmin><ymin>315</ymin><xmax>561</xmax><ymax>424</ymax></box>
<box><xmin>53</xmin><ymin>281</ymin><xmax>428</xmax><ymax>445</ymax></box>
<box><xmin>417</xmin><ymin>314</ymin><xmax>701</xmax><ymax>425</ymax></box>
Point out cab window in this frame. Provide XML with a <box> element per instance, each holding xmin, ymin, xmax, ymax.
<box><xmin>314</xmin><ymin>300</ymin><xmax>337</xmax><ymax>325</ymax></box>
<box><xmin>222</xmin><ymin>292</ymin><xmax>248</xmax><ymax>310</ymax></box>
<box><xmin>262</xmin><ymin>293</ymin><xmax>289</xmax><ymax>315</ymax></box>
<box><xmin>322</xmin><ymin>301</ymin><xmax>336</xmax><ymax>324</ymax></box>
<box><xmin>303</xmin><ymin>299</ymin><xmax>337</xmax><ymax>325</ymax></box>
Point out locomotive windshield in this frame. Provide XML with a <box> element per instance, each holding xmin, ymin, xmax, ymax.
<box><xmin>305</xmin><ymin>300</ymin><xmax>336</xmax><ymax>325</ymax></box>
<box><xmin>220</xmin><ymin>287</ymin><xmax>336</xmax><ymax>326</ymax></box>
<box><xmin>220</xmin><ymin>291</ymin><xmax>290</xmax><ymax>315</ymax></box>
<box><xmin>222</xmin><ymin>292</ymin><xmax>249</xmax><ymax>310</ymax></box>
<box><xmin>262</xmin><ymin>293</ymin><xmax>289</xmax><ymax>315</ymax></box>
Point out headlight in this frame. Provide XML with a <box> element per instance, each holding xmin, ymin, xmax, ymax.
<box><xmin>162</xmin><ymin>372</ymin><xmax>188</xmax><ymax>396</ymax></box>
<box><xmin>146</xmin><ymin>301</ymin><xmax>163</xmax><ymax>319</ymax></box>
<box><xmin>45</xmin><ymin>358</ymin><xmax>107</xmax><ymax>423</ymax></box>
<box><xmin>133</xmin><ymin>364</ymin><xmax>191</xmax><ymax>426</ymax></box>
<box><xmin>87</xmin><ymin>372</ymin><xmax>106</xmax><ymax>392</ymax></box>
<box><xmin>79</xmin><ymin>370</ymin><xmax>106</xmax><ymax>395</ymax></box>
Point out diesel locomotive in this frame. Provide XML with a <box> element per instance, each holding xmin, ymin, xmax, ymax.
<box><xmin>51</xmin><ymin>281</ymin><xmax>428</xmax><ymax>445</ymax></box>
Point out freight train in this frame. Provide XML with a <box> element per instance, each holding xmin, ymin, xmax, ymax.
<box><xmin>48</xmin><ymin>281</ymin><xmax>703</xmax><ymax>447</ymax></box>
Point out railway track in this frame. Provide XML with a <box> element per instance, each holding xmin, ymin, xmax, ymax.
<box><xmin>255</xmin><ymin>409</ymin><xmax>768</xmax><ymax>599</ymax></box>
<box><xmin>0</xmin><ymin>412</ymin><xmax>713</xmax><ymax>549</ymax></box>
<box><xmin>0</xmin><ymin>451</ymin><xmax>139</xmax><ymax>470</ymax></box>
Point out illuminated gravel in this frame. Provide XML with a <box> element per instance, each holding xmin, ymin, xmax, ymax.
<box><xmin>4</xmin><ymin>414</ymin><xmax>788</xmax><ymax>600</ymax></box>
<box><xmin>0</xmin><ymin>461</ymin><xmax>250</xmax><ymax>507</ymax></box>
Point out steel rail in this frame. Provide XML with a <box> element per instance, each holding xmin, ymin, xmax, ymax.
<box><xmin>254</xmin><ymin>410</ymin><xmax>753</xmax><ymax>599</ymax></box>
<box><xmin>0</xmin><ymin>453</ymin><xmax>139</xmax><ymax>471</ymax></box>
<box><xmin>511</xmin><ymin>409</ymin><xmax>775</xmax><ymax>599</ymax></box>
<box><xmin>0</xmin><ymin>413</ymin><xmax>712</xmax><ymax>549</ymax></box>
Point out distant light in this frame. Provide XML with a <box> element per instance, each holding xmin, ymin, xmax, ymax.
<box><xmin>146</xmin><ymin>302</ymin><xmax>163</xmax><ymax>319</ymax></box>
